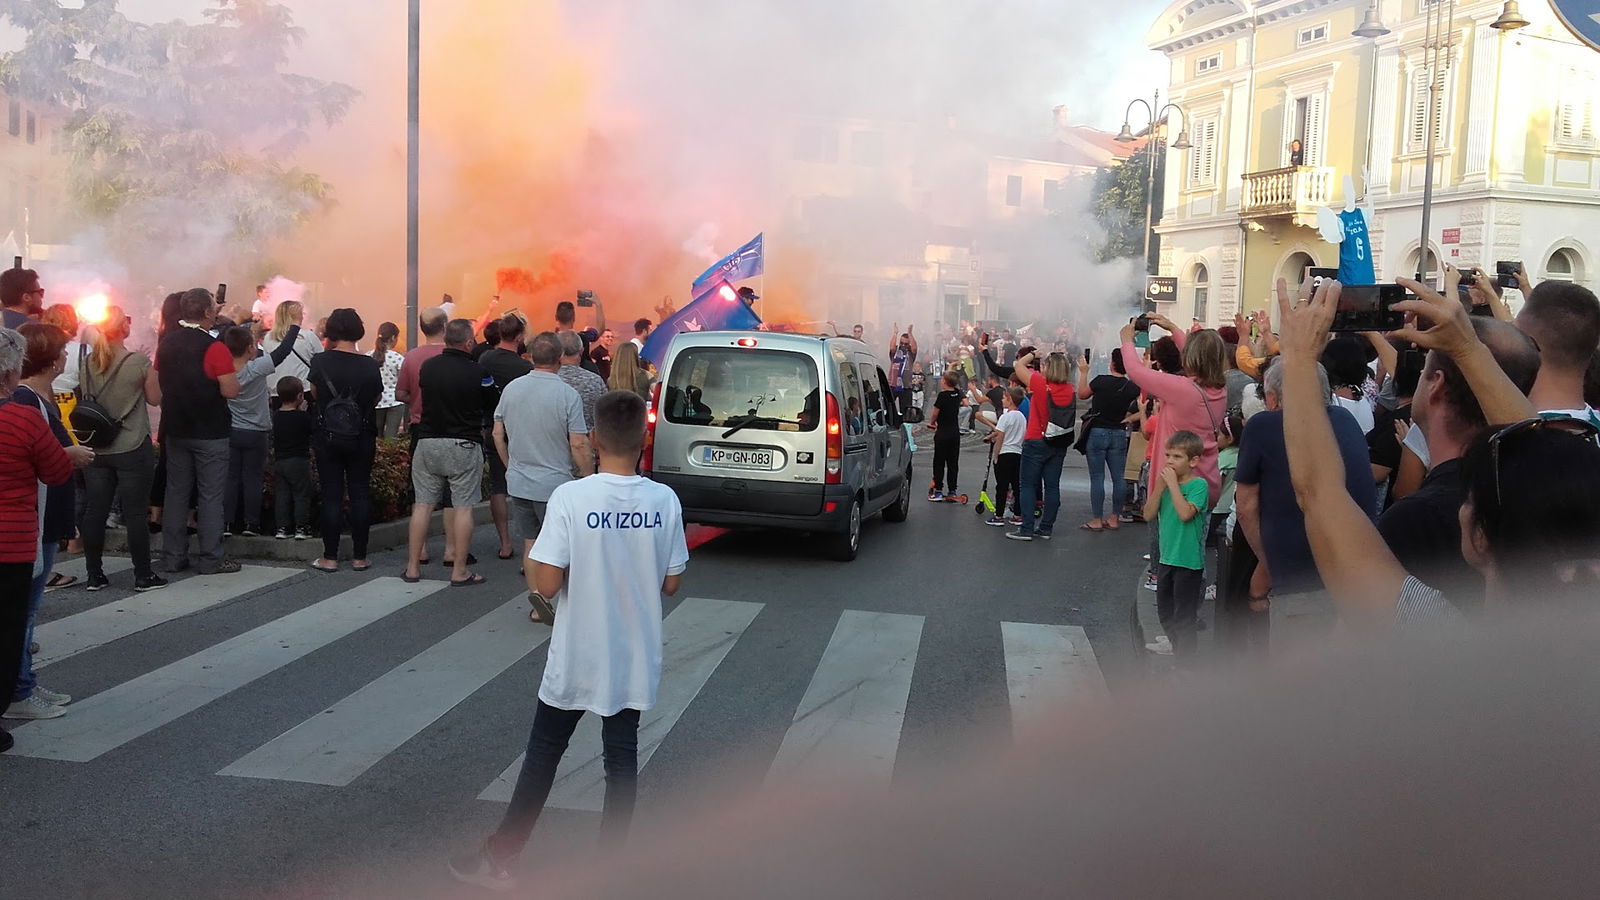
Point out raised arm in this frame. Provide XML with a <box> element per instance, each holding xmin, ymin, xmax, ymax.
<box><xmin>1076</xmin><ymin>355</ymin><xmax>1092</xmax><ymax>399</ymax></box>
<box><xmin>1277</xmin><ymin>279</ymin><xmax>1410</xmax><ymax>627</ymax></box>
<box><xmin>266</xmin><ymin>324</ymin><xmax>301</xmax><ymax>366</ymax></box>
<box><xmin>1390</xmin><ymin>276</ymin><xmax>1536</xmax><ymax>425</ymax></box>
<box><xmin>1360</xmin><ymin>331</ymin><xmax>1397</xmax><ymax>388</ymax></box>
<box><xmin>1119</xmin><ymin>321</ymin><xmax>1195</xmax><ymax>401</ymax></box>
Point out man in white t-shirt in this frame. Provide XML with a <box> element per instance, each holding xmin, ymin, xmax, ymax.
<box><xmin>452</xmin><ymin>389</ymin><xmax>688</xmax><ymax>892</ymax></box>
<box><xmin>1515</xmin><ymin>280</ymin><xmax>1600</xmax><ymax>428</ymax></box>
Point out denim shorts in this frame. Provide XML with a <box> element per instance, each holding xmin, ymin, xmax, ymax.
<box><xmin>412</xmin><ymin>438</ymin><xmax>483</xmax><ymax>506</ymax></box>
<box><xmin>509</xmin><ymin>497</ymin><xmax>548</xmax><ymax>543</ymax></box>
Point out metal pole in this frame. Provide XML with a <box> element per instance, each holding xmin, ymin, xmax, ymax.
<box><xmin>1417</xmin><ymin>0</ymin><xmax>1449</xmax><ymax>285</ymax></box>
<box><xmin>405</xmin><ymin>0</ymin><xmax>420</xmax><ymax>349</ymax></box>
<box><xmin>1142</xmin><ymin>89</ymin><xmax>1159</xmax><ymax>277</ymax></box>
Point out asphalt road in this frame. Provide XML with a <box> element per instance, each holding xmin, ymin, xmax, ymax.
<box><xmin>0</xmin><ymin>441</ymin><xmax>1148</xmax><ymax>898</ymax></box>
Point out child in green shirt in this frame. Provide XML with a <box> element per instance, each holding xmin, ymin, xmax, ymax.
<box><xmin>1142</xmin><ymin>430</ymin><xmax>1211</xmax><ymax>660</ymax></box>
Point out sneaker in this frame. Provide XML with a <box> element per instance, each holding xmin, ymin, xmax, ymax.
<box><xmin>1036</xmin><ymin>531</ymin><xmax>1052</xmax><ymax>540</ymax></box>
<box><xmin>1141</xmin><ymin>553</ymin><xmax>1151</xmax><ymax>561</ymax></box>
<box><xmin>107</xmin><ymin>510</ymin><xmax>124</xmax><ymax>530</ymax></box>
<box><xmin>135</xmin><ymin>574</ymin><xmax>169</xmax><ymax>592</ymax></box>
<box><xmin>1008</xmin><ymin>515</ymin><xmax>1024</xmax><ymax>526</ymax></box>
<box><xmin>1005</xmin><ymin>530</ymin><xmax>1034</xmax><ymax>542</ymax></box>
<box><xmin>1143</xmin><ymin>572</ymin><xmax>1158</xmax><ymax>591</ymax></box>
<box><xmin>927</xmin><ymin>490</ymin><xmax>944</xmax><ymax>502</ymax></box>
<box><xmin>1144</xmin><ymin>635</ymin><xmax>1174</xmax><ymax>655</ymax></box>
<box><xmin>85</xmin><ymin>572</ymin><xmax>110</xmax><ymax>592</ymax></box>
<box><xmin>1119</xmin><ymin>513</ymin><xmax>1135</xmax><ymax>523</ymax></box>
<box><xmin>1204</xmin><ymin>584</ymin><xmax>1218</xmax><ymax>602</ymax></box>
<box><xmin>197</xmin><ymin>559</ymin><xmax>242</xmax><ymax>575</ymax></box>
<box><xmin>448</xmin><ymin>848</ymin><xmax>516</xmax><ymax>893</ymax></box>
<box><xmin>984</xmin><ymin>516</ymin><xmax>1007</xmax><ymax>527</ymax></box>
<box><xmin>944</xmin><ymin>493</ymin><xmax>961</xmax><ymax>503</ymax></box>
<box><xmin>275</xmin><ymin>529</ymin><xmax>290</xmax><ymax>540</ymax></box>
<box><xmin>295</xmin><ymin>528</ymin><xmax>313</xmax><ymax>540</ymax></box>
<box><xmin>32</xmin><ymin>685</ymin><xmax>70</xmax><ymax>706</ymax></box>
<box><xmin>222</xmin><ymin>528</ymin><xmax>232</xmax><ymax>538</ymax></box>
<box><xmin>241</xmin><ymin>524</ymin><xmax>261</xmax><ymax>537</ymax></box>
<box><xmin>4</xmin><ymin>695</ymin><xmax>66</xmax><ymax>720</ymax></box>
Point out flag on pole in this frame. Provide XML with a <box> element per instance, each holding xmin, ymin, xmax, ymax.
<box><xmin>640</xmin><ymin>280</ymin><xmax>763</xmax><ymax>368</ymax></box>
<box><xmin>691</xmin><ymin>233</ymin><xmax>764</xmax><ymax>292</ymax></box>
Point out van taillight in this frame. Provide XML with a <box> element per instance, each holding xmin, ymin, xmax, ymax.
<box><xmin>825</xmin><ymin>391</ymin><xmax>842</xmax><ymax>484</ymax></box>
<box><xmin>642</xmin><ymin>381</ymin><xmax>661</xmax><ymax>472</ymax></box>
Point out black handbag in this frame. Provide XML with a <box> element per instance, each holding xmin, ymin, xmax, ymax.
<box><xmin>70</xmin><ymin>350</ymin><xmax>138</xmax><ymax>449</ymax></box>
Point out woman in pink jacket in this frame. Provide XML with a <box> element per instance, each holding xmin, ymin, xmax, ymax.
<box><xmin>1120</xmin><ymin>316</ymin><xmax>1228</xmax><ymax>506</ymax></box>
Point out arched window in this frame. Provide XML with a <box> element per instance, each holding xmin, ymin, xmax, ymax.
<box><xmin>1279</xmin><ymin>251</ymin><xmax>1315</xmax><ymax>292</ymax></box>
<box><xmin>1402</xmin><ymin>246</ymin><xmax>1442</xmax><ymax>286</ymax></box>
<box><xmin>1192</xmin><ymin>264</ymin><xmax>1210</xmax><ymax>325</ymax></box>
<box><xmin>1545</xmin><ymin>247</ymin><xmax>1581</xmax><ymax>284</ymax></box>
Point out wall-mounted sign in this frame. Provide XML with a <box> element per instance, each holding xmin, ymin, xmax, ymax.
<box><xmin>1550</xmin><ymin>0</ymin><xmax>1600</xmax><ymax>53</ymax></box>
<box><xmin>1442</xmin><ymin>227</ymin><xmax>1461</xmax><ymax>245</ymax></box>
<box><xmin>1145</xmin><ymin>276</ymin><xmax>1178</xmax><ymax>305</ymax></box>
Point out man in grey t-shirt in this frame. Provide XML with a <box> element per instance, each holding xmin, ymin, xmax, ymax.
<box><xmin>493</xmin><ymin>332</ymin><xmax>591</xmax><ymax>609</ymax></box>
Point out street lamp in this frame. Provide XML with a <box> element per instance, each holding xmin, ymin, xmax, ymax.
<box><xmin>1116</xmin><ymin>91</ymin><xmax>1191</xmax><ymax>277</ymax></box>
<box><xmin>1414</xmin><ymin>0</ymin><xmax>1457</xmax><ymax>286</ymax></box>
<box><xmin>406</xmin><ymin>0</ymin><xmax>420</xmax><ymax>349</ymax></box>
<box><xmin>1490</xmin><ymin>1</ymin><xmax>1530</xmax><ymax>30</ymax></box>
<box><xmin>1352</xmin><ymin>3</ymin><xmax>1390</xmax><ymax>38</ymax></box>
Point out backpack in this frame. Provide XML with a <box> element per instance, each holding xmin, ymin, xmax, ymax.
<box><xmin>1043</xmin><ymin>384</ymin><xmax>1076</xmax><ymax>448</ymax></box>
<box><xmin>321</xmin><ymin>379</ymin><xmax>365</xmax><ymax>445</ymax></box>
<box><xmin>70</xmin><ymin>348</ymin><xmax>139</xmax><ymax>449</ymax></box>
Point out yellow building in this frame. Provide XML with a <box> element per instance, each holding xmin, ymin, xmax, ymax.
<box><xmin>1146</xmin><ymin>0</ymin><xmax>1599</xmax><ymax>324</ymax></box>
<box><xmin>0</xmin><ymin>89</ymin><xmax>71</xmax><ymax>260</ymax></box>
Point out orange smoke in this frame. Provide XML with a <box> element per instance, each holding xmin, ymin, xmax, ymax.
<box><xmin>494</xmin><ymin>252</ymin><xmax>574</xmax><ymax>297</ymax></box>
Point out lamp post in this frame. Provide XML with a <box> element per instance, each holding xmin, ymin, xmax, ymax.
<box><xmin>406</xmin><ymin>0</ymin><xmax>420</xmax><ymax>349</ymax></box>
<box><xmin>1116</xmin><ymin>92</ymin><xmax>1192</xmax><ymax>278</ymax></box>
<box><xmin>1414</xmin><ymin>0</ymin><xmax>1456</xmax><ymax>285</ymax></box>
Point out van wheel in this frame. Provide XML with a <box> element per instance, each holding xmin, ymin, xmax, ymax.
<box><xmin>827</xmin><ymin>498</ymin><xmax>862</xmax><ymax>561</ymax></box>
<box><xmin>882</xmin><ymin>470</ymin><xmax>910</xmax><ymax>523</ymax></box>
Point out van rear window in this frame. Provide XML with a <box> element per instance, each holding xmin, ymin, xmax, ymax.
<box><xmin>663</xmin><ymin>348</ymin><xmax>821</xmax><ymax>432</ymax></box>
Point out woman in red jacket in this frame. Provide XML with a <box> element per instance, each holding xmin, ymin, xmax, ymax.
<box><xmin>0</xmin><ymin>327</ymin><xmax>86</xmax><ymax>752</ymax></box>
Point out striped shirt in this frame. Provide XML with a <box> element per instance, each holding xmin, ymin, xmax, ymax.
<box><xmin>0</xmin><ymin>399</ymin><xmax>74</xmax><ymax>563</ymax></box>
<box><xmin>1394</xmin><ymin>575</ymin><xmax>1462</xmax><ymax>624</ymax></box>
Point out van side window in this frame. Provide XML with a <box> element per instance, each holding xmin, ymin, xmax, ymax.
<box><xmin>838</xmin><ymin>360</ymin><xmax>866</xmax><ymax>436</ymax></box>
<box><xmin>874</xmin><ymin>367</ymin><xmax>899</xmax><ymax>429</ymax></box>
<box><xmin>861</xmin><ymin>362</ymin><xmax>887</xmax><ymax>432</ymax></box>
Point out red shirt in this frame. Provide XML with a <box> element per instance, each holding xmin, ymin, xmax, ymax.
<box><xmin>0</xmin><ymin>399</ymin><xmax>73</xmax><ymax>564</ymax></box>
<box><xmin>396</xmin><ymin>343</ymin><xmax>446</xmax><ymax>424</ymax></box>
<box><xmin>1024</xmin><ymin>370</ymin><xmax>1077</xmax><ymax>442</ymax></box>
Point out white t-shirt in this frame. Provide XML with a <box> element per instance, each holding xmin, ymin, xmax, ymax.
<box><xmin>994</xmin><ymin>408</ymin><xmax>1026</xmax><ymax>455</ymax></box>
<box><xmin>1332</xmin><ymin>393</ymin><xmax>1375</xmax><ymax>435</ymax></box>
<box><xmin>1403</xmin><ymin>421</ymin><xmax>1431</xmax><ymax>469</ymax></box>
<box><xmin>530</xmin><ymin>473</ymin><xmax>689</xmax><ymax>716</ymax></box>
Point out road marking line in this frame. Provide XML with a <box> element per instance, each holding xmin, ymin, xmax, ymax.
<box><xmin>36</xmin><ymin>565</ymin><xmax>298</xmax><ymax>668</ymax></box>
<box><xmin>480</xmin><ymin>597</ymin><xmax>763</xmax><ymax>807</ymax></box>
<box><xmin>11</xmin><ymin>577</ymin><xmax>445</xmax><ymax>763</ymax></box>
<box><xmin>220</xmin><ymin>594</ymin><xmax>549</xmax><ymax>786</ymax></box>
<box><xmin>51</xmin><ymin>556</ymin><xmax>133</xmax><ymax>582</ymax></box>
<box><xmin>1000</xmin><ymin>622</ymin><xmax>1107</xmax><ymax>742</ymax></box>
<box><xmin>764</xmin><ymin>610</ymin><xmax>924</xmax><ymax>791</ymax></box>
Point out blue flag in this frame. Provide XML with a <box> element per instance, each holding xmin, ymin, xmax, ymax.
<box><xmin>691</xmin><ymin>233</ymin><xmax>764</xmax><ymax>291</ymax></box>
<box><xmin>640</xmin><ymin>281</ymin><xmax>764</xmax><ymax>368</ymax></box>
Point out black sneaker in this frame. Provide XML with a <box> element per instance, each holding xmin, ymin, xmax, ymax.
<box><xmin>197</xmin><ymin>559</ymin><xmax>242</xmax><ymax>575</ymax></box>
<box><xmin>135</xmin><ymin>574</ymin><xmax>169</xmax><ymax>592</ymax></box>
<box><xmin>294</xmin><ymin>528</ymin><xmax>313</xmax><ymax>541</ymax></box>
<box><xmin>274</xmin><ymin>529</ymin><xmax>290</xmax><ymax>540</ymax></box>
<box><xmin>86</xmin><ymin>572</ymin><xmax>110</xmax><ymax>592</ymax></box>
<box><xmin>241</xmin><ymin>525</ymin><xmax>261</xmax><ymax>537</ymax></box>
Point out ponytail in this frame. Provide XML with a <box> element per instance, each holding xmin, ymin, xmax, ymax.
<box><xmin>89</xmin><ymin>304</ymin><xmax>128</xmax><ymax>374</ymax></box>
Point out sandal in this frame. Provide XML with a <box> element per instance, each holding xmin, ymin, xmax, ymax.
<box><xmin>308</xmin><ymin>560</ymin><xmax>339</xmax><ymax>573</ymax></box>
<box><xmin>497</xmin><ymin>549</ymin><xmax>515</xmax><ymax>560</ymax></box>
<box><xmin>44</xmin><ymin>572</ymin><xmax>77</xmax><ymax>590</ymax></box>
<box><xmin>401</xmin><ymin>571</ymin><xmax>422</xmax><ymax>584</ymax></box>
<box><xmin>351</xmin><ymin>561</ymin><xmax>372</xmax><ymax>573</ymax></box>
<box><xmin>442</xmin><ymin>554</ymin><xmax>479</xmax><ymax>567</ymax></box>
<box><xmin>527</xmin><ymin>591</ymin><xmax>555</xmax><ymax>626</ymax></box>
<box><xmin>1079</xmin><ymin>522</ymin><xmax>1104</xmax><ymax>532</ymax></box>
<box><xmin>450</xmin><ymin>573</ymin><xmax>487</xmax><ymax>588</ymax></box>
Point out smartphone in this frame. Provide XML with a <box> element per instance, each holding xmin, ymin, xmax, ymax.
<box><xmin>575</xmin><ymin>289</ymin><xmax>596</xmax><ymax>308</ymax></box>
<box><xmin>1496</xmin><ymin>260</ymin><xmax>1520</xmax><ymax>291</ymax></box>
<box><xmin>1330</xmin><ymin>284</ymin><xmax>1405</xmax><ymax>332</ymax></box>
<box><xmin>1133</xmin><ymin>314</ymin><xmax>1151</xmax><ymax>333</ymax></box>
<box><xmin>1134</xmin><ymin>331</ymin><xmax>1151</xmax><ymax>350</ymax></box>
<box><xmin>1083</xmin><ymin>348</ymin><xmax>1092</xmax><ymax>364</ymax></box>
<box><xmin>216</xmin><ymin>283</ymin><xmax>227</xmax><ymax>306</ymax></box>
<box><xmin>1306</xmin><ymin>267</ymin><xmax>1339</xmax><ymax>292</ymax></box>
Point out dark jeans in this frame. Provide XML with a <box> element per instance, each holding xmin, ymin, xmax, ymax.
<box><xmin>1157</xmin><ymin>563</ymin><xmax>1204</xmax><ymax>660</ymax></box>
<box><xmin>1016</xmin><ymin>438</ymin><xmax>1066</xmax><ymax>535</ymax></box>
<box><xmin>15</xmin><ymin>543</ymin><xmax>55</xmax><ymax>701</ymax></box>
<box><xmin>931</xmin><ymin>433</ymin><xmax>960</xmax><ymax>492</ymax></box>
<box><xmin>314</xmin><ymin>436</ymin><xmax>376</xmax><ymax>560</ymax></box>
<box><xmin>894</xmin><ymin>388</ymin><xmax>912</xmax><ymax>418</ymax></box>
<box><xmin>274</xmin><ymin>456</ymin><xmax>314</xmax><ymax>533</ymax></box>
<box><xmin>1217</xmin><ymin>530</ymin><xmax>1269</xmax><ymax>659</ymax></box>
<box><xmin>489</xmin><ymin>701</ymin><xmax>641</xmax><ymax>860</ymax></box>
<box><xmin>82</xmin><ymin>439</ymin><xmax>156</xmax><ymax>580</ymax></box>
<box><xmin>225</xmin><ymin>428</ymin><xmax>269</xmax><ymax>528</ymax></box>
<box><xmin>993</xmin><ymin>452</ymin><xmax>1020</xmax><ymax>517</ymax></box>
<box><xmin>0</xmin><ymin>562</ymin><xmax>32</xmax><ymax>709</ymax></box>
<box><xmin>1084</xmin><ymin>427</ymin><xmax>1129</xmax><ymax>520</ymax></box>
<box><xmin>163</xmin><ymin>436</ymin><xmax>229</xmax><ymax>569</ymax></box>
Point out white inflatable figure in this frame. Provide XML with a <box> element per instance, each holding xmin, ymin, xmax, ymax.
<box><xmin>1315</xmin><ymin>172</ymin><xmax>1376</xmax><ymax>285</ymax></box>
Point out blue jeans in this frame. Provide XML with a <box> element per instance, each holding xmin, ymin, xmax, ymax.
<box><xmin>1017</xmin><ymin>439</ymin><xmax>1066</xmax><ymax>535</ymax></box>
<box><xmin>1085</xmin><ymin>427</ymin><xmax>1129</xmax><ymax>520</ymax></box>
<box><xmin>14</xmin><ymin>542</ymin><xmax>56</xmax><ymax>701</ymax></box>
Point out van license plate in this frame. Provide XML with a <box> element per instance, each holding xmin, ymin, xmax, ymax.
<box><xmin>703</xmin><ymin>447</ymin><xmax>774</xmax><ymax>469</ymax></box>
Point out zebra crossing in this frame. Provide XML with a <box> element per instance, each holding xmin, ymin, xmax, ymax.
<box><xmin>10</xmin><ymin>567</ymin><xmax>1112</xmax><ymax>806</ymax></box>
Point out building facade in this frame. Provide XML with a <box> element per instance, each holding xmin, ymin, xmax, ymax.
<box><xmin>0</xmin><ymin>89</ymin><xmax>71</xmax><ymax>260</ymax></box>
<box><xmin>1146</xmin><ymin>0</ymin><xmax>1599</xmax><ymax>325</ymax></box>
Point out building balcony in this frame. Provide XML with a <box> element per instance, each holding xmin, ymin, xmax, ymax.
<box><xmin>1241</xmin><ymin>166</ymin><xmax>1335</xmax><ymax>227</ymax></box>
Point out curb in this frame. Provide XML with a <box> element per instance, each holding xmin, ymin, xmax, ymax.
<box><xmin>101</xmin><ymin>502</ymin><xmax>495</xmax><ymax>562</ymax></box>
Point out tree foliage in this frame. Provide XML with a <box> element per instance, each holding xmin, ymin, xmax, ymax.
<box><xmin>0</xmin><ymin>0</ymin><xmax>356</xmax><ymax>278</ymax></box>
<box><xmin>1091</xmin><ymin>140</ymin><xmax>1165</xmax><ymax>266</ymax></box>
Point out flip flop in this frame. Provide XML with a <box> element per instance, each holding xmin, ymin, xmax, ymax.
<box><xmin>44</xmin><ymin>572</ymin><xmax>77</xmax><ymax>590</ymax></box>
<box><xmin>351</xmin><ymin>562</ymin><xmax>372</xmax><ymax>573</ymax></box>
<box><xmin>450</xmin><ymin>574</ymin><xmax>487</xmax><ymax>588</ymax></box>
<box><xmin>527</xmin><ymin>591</ymin><xmax>555</xmax><ymax>626</ymax></box>
<box><xmin>308</xmin><ymin>561</ymin><xmax>339</xmax><ymax>573</ymax></box>
<box><xmin>497</xmin><ymin>550</ymin><xmax>515</xmax><ymax>560</ymax></box>
<box><xmin>441</xmin><ymin>554</ymin><xmax>478</xmax><ymax>567</ymax></box>
<box><xmin>401</xmin><ymin>571</ymin><xmax>422</xmax><ymax>584</ymax></box>
<box><xmin>1080</xmin><ymin>522</ymin><xmax>1104</xmax><ymax>532</ymax></box>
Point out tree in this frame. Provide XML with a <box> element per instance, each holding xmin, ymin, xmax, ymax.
<box><xmin>1091</xmin><ymin>140</ymin><xmax>1165</xmax><ymax>267</ymax></box>
<box><xmin>0</xmin><ymin>0</ymin><xmax>356</xmax><ymax>281</ymax></box>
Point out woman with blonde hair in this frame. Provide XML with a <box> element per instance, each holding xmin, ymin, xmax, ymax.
<box><xmin>607</xmin><ymin>339</ymin><xmax>652</xmax><ymax>399</ymax></box>
<box><xmin>262</xmin><ymin>299</ymin><xmax>321</xmax><ymax>396</ymax></box>
<box><xmin>1119</xmin><ymin>315</ymin><xmax>1227</xmax><ymax>505</ymax></box>
<box><xmin>76</xmin><ymin>306</ymin><xmax>164</xmax><ymax>592</ymax></box>
<box><xmin>1005</xmin><ymin>349</ymin><xmax>1079</xmax><ymax>541</ymax></box>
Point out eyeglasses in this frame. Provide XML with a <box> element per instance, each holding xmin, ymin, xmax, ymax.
<box><xmin>1489</xmin><ymin>416</ymin><xmax>1600</xmax><ymax>506</ymax></box>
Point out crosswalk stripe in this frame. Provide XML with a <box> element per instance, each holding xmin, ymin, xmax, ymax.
<box><xmin>35</xmin><ymin>565</ymin><xmax>298</xmax><ymax>668</ymax></box>
<box><xmin>479</xmin><ymin>597</ymin><xmax>763</xmax><ymax>808</ymax></box>
<box><xmin>11</xmin><ymin>577</ymin><xmax>446</xmax><ymax>763</ymax></box>
<box><xmin>764</xmin><ymin>610</ymin><xmax>924</xmax><ymax>790</ymax></box>
<box><xmin>1000</xmin><ymin>622</ymin><xmax>1107</xmax><ymax>742</ymax></box>
<box><xmin>219</xmin><ymin>594</ymin><xmax>551</xmax><ymax>786</ymax></box>
<box><xmin>51</xmin><ymin>556</ymin><xmax>133</xmax><ymax>582</ymax></box>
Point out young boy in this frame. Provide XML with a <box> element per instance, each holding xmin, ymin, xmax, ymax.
<box><xmin>1142</xmin><ymin>430</ymin><xmax>1210</xmax><ymax>661</ymax></box>
<box><xmin>451</xmin><ymin>389</ymin><xmax>688</xmax><ymax>893</ymax></box>
<box><xmin>985</xmin><ymin>386</ymin><xmax>1026</xmax><ymax>526</ymax></box>
<box><xmin>270</xmin><ymin>376</ymin><xmax>314</xmax><ymax>540</ymax></box>
<box><xmin>924</xmin><ymin>370</ymin><xmax>965</xmax><ymax>501</ymax></box>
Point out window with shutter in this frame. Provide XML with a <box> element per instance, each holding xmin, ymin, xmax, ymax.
<box><xmin>1557</xmin><ymin>68</ymin><xmax>1595</xmax><ymax>146</ymax></box>
<box><xmin>1304</xmin><ymin>93</ymin><xmax>1326</xmax><ymax>166</ymax></box>
<box><xmin>1407</xmin><ymin>68</ymin><xmax>1447</xmax><ymax>153</ymax></box>
<box><xmin>1188</xmin><ymin>119</ymin><xmax>1218</xmax><ymax>188</ymax></box>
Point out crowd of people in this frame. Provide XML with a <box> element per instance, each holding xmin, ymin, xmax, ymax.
<box><xmin>0</xmin><ymin>270</ymin><xmax>663</xmax><ymax>736</ymax></box>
